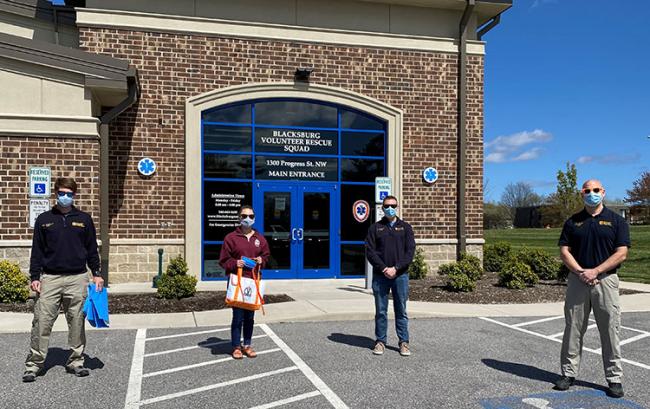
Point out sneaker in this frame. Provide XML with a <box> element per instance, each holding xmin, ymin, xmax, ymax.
<box><xmin>553</xmin><ymin>376</ymin><xmax>575</xmax><ymax>391</ymax></box>
<box><xmin>232</xmin><ymin>347</ymin><xmax>243</xmax><ymax>359</ymax></box>
<box><xmin>372</xmin><ymin>341</ymin><xmax>385</xmax><ymax>355</ymax></box>
<box><xmin>65</xmin><ymin>366</ymin><xmax>89</xmax><ymax>377</ymax></box>
<box><xmin>607</xmin><ymin>383</ymin><xmax>624</xmax><ymax>398</ymax></box>
<box><xmin>242</xmin><ymin>346</ymin><xmax>257</xmax><ymax>358</ymax></box>
<box><xmin>22</xmin><ymin>370</ymin><xmax>37</xmax><ymax>383</ymax></box>
<box><xmin>399</xmin><ymin>342</ymin><xmax>411</xmax><ymax>356</ymax></box>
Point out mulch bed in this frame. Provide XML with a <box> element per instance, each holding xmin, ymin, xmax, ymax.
<box><xmin>0</xmin><ymin>292</ymin><xmax>294</xmax><ymax>314</ymax></box>
<box><xmin>409</xmin><ymin>271</ymin><xmax>644</xmax><ymax>304</ymax></box>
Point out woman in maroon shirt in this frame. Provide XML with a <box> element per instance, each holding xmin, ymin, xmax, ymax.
<box><xmin>219</xmin><ymin>205</ymin><xmax>270</xmax><ymax>359</ymax></box>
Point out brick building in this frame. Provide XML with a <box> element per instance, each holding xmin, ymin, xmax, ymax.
<box><xmin>0</xmin><ymin>0</ymin><xmax>511</xmax><ymax>283</ymax></box>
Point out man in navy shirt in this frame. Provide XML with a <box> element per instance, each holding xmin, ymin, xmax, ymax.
<box><xmin>365</xmin><ymin>195</ymin><xmax>416</xmax><ymax>357</ymax></box>
<box><xmin>554</xmin><ymin>179</ymin><xmax>630</xmax><ymax>398</ymax></box>
<box><xmin>23</xmin><ymin>177</ymin><xmax>104</xmax><ymax>382</ymax></box>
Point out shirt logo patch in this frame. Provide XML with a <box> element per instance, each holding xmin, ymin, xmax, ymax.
<box><xmin>377</xmin><ymin>227</ymin><xmax>385</xmax><ymax>232</ymax></box>
<box><xmin>254</xmin><ymin>239</ymin><xmax>260</xmax><ymax>247</ymax></box>
<box><xmin>574</xmin><ymin>222</ymin><xmax>584</xmax><ymax>227</ymax></box>
<box><xmin>72</xmin><ymin>222</ymin><xmax>85</xmax><ymax>228</ymax></box>
<box><xmin>599</xmin><ymin>221</ymin><xmax>612</xmax><ymax>226</ymax></box>
<box><xmin>41</xmin><ymin>222</ymin><xmax>54</xmax><ymax>228</ymax></box>
<box><xmin>395</xmin><ymin>227</ymin><xmax>404</xmax><ymax>231</ymax></box>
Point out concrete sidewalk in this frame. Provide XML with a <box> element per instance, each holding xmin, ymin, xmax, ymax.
<box><xmin>1</xmin><ymin>279</ymin><xmax>649</xmax><ymax>333</ymax></box>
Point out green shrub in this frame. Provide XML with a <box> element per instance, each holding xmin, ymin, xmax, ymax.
<box><xmin>0</xmin><ymin>260</ymin><xmax>30</xmax><ymax>303</ymax></box>
<box><xmin>483</xmin><ymin>242</ymin><xmax>513</xmax><ymax>272</ymax></box>
<box><xmin>166</xmin><ymin>255</ymin><xmax>189</xmax><ymax>277</ymax></box>
<box><xmin>498</xmin><ymin>260</ymin><xmax>539</xmax><ymax>289</ymax></box>
<box><xmin>156</xmin><ymin>274</ymin><xmax>197</xmax><ymax>299</ymax></box>
<box><xmin>516</xmin><ymin>247</ymin><xmax>562</xmax><ymax>280</ymax></box>
<box><xmin>446</xmin><ymin>272</ymin><xmax>476</xmax><ymax>292</ymax></box>
<box><xmin>437</xmin><ymin>261</ymin><xmax>463</xmax><ymax>276</ymax></box>
<box><xmin>459</xmin><ymin>252</ymin><xmax>484</xmax><ymax>281</ymax></box>
<box><xmin>557</xmin><ymin>264</ymin><xmax>570</xmax><ymax>282</ymax></box>
<box><xmin>408</xmin><ymin>247</ymin><xmax>429</xmax><ymax>280</ymax></box>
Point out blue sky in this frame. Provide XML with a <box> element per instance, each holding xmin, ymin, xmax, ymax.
<box><xmin>482</xmin><ymin>0</ymin><xmax>649</xmax><ymax>202</ymax></box>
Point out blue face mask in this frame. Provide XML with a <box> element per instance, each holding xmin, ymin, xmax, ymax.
<box><xmin>583</xmin><ymin>192</ymin><xmax>603</xmax><ymax>207</ymax></box>
<box><xmin>383</xmin><ymin>206</ymin><xmax>397</xmax><ymax>218</ymax></box>
<box><xmin>57</xmin><ymin>194</ymin><xmax>74</xmax><ymax>208</ymax></box>
<box><xmin>240</xmin><ymin>217</ymin><xmax>255</xmax><ymax>227</ymax></box>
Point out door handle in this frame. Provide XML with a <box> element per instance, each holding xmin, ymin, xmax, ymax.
<box><xmin>291</xmin><ymin>228</ymin><xmax>297</xmax><ymax>241</ymax></box>
<box><xmin>296</xmin><ymin>228</ymin><xmax>304</xmax><ymax>241</ymax></box>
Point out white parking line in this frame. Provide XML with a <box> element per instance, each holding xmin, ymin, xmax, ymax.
<box><xmin>139</xmin><ymin>366</ymin><xmax>299</xmax><ymax>406</ymax></box>
<box><xmin>247</xmin><ymin>391</ymin><xmax>322</xmax><ymax>409</ymax></box>
<box><xmin>549</xmin><ymin>324</ymin><xmax>597</xmax><ymax>339</ymax></box>
<box><xmin>143</xmin><ymin>348</ymin><xmax>281</xmax><ymax>378</ymax></box>
<box><xmin>620</xmin><ymin>333</ymin><xmax>650</xmax><ymax>346</ymax></box>
<box><xmin>480</xmin><ymin>317</ymin><xmax>650</xmax><ymax>371</ymax></box>
<box><xmin>145</xmin><ymin>327</ymin><xmax>229</xmax><ymax>341</ymax></box>
<box><xmin>260</xmin><ymin>324</ymin><xmax>349</xmax><ymax>409</ymax></box>
<box><xmin>145</xmin><ymin>334</ymin><xmax>268</xmax><ymax>357</ymax></box>
<box><xmin>124</xmin><ymin>328</ymin><xmax>147</xmax><ymax>409</ymax></box>
<box><xmin>512</xmin><ymin>315</ymin><xmax>564</xmax><ymax>328</ymax></box>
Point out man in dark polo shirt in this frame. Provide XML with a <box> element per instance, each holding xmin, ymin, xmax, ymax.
<box><xmin>554</xmin><ymin>179</ymin><xmax>630</xmax><ymax>398</ymax></box>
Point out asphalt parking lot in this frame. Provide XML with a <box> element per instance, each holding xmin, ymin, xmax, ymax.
<box><xmin>1</xmin><ymin>313</ymin><xmax>649</xmax><ymax>409</ymax></box>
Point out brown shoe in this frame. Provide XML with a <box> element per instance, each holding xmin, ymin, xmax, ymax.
<box><xmin>242</xmin><ymin>346</ymin><xmax>257</xmax><ymax>358</ymax></box>
<box><xmin>372</xmin><ymin>341</ymin><xmax>385</xmax><ymax>355</ymax></box>
<box><xmin>232</xmin><ymin>347</ymin><xmax>243</xmax><ymax>359</ymax></box>
<box><xmin>399</xmin><ymin>342</ymin><xmax>411</xmax><ymax>356</ymax></box>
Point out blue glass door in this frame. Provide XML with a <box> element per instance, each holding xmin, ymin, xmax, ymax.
<box><xmin>254</xmin><ymin>182</ymin><xmax>338</xmax><ymax>279</ymax></box>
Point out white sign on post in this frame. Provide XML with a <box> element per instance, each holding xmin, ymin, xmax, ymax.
<box><xmin>29</xmin><ymin>167</ymin><xmax>51</xmax><ymax>198</ymax></box>
<box><xmin>374</xmin><ymin>176</ymin><xmax>392</xmax><ymax>203</ymax></box>
<box><xmin>29</xmin><ymin>199</ymin><xmax>50</xmax><ymax>228</ymax></box>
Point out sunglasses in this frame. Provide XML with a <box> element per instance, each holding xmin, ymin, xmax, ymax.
<box><xmin>240</xmin><ymin>214</ymin><xmax>255</xmax><ymax>219</ymax></box>
<box><xmin>582</xmin><ymin>188</ymin><xmax>602</xmax><ymax>194</ymax></box>
<box><xmin>57</xmin><ymin>192</ymin><xmax>74</xmax><ymax>198</ymax></box>
<box><xmin>383</xmin><ymin>204</ymin><xmax>397</xmax><ymax>209</ymax></box>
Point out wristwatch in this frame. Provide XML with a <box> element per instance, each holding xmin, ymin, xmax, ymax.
<box><xmin>92</xmin><ymin>271</ymin><xmax>102</xmax><ymax>278</ymax></box>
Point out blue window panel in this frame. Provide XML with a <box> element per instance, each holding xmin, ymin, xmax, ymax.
<box><xmin>202</xmin><ymin>103</ymin><xmax>251</xmax><ymax>124</ymax></box>
<box><xmin>203</xmin><ymin>125</ymin><xmax>252</xmax><ymax>152</ymax></box>
<box><xmin>341</xmin><ymin>158</ymin><xmax>384</xmax><ymax>182</ymax></box>
<box><xmin>203</xmin><ymin>181</ymin><xmax>252</xmax><ymax>242</ymax></box>
<box><xmin>255</xmin><ymin>128</ymin><xmax>338</xmax><ymax>155</ymax></box>
<box><xmin>340</xmin><ymin>108</ymin><xmax>385</xmax><ymax>130</ymax></box>
<box><xmin>255</xmin><ymin>100</ymin><xmax>337</xmax><ymax>128</ymax></box>
<box><xmin>203</xmin><ymin>243</ymin><xmax>226</xmax><ymax>279</ymax></box>
<box><xmin>204</xmin><ymin>153</ymin><xmax>252</xmax><ymax>179</ymax></box>
<box><xmin>341</xmin><ymin>131</ymin><xmax>384</xmax><ymax>157</ymax></box>
<box><xmin>341</xmin><ymin>184</ymin><xmax>375</xmax><ymax>241</ymax></box>
<box><xmin>341</xmin><ymin>244</ymin><xmax>366</xmax><ymax>276</ymax></box>
<box><xmin>256</xmin><ymin>155</ymin><xmax>338</xmax><ymax>181</ymax></box>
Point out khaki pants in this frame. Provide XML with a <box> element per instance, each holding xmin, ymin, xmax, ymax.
<box><xmin>25</xmin><ymin>273</ymin><xmax>89</xmax><ymax>372</ymax></box>
<box><xmin>561</xmin><ymin>272</ymin><xmax>622</xmax><ymax>383</ymax></box>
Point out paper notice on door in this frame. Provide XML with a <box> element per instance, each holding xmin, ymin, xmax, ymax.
<box><xmin>275</xmin><ymin>197</ymin><xmax>286</xmax><ymax>211</ymax></box>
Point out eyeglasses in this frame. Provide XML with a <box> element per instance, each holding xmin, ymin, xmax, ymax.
<box><xmin>240</xmin><ymin>214</ymin><xmax>255</xmax><ymax>219</ymax></box>
<box><xmin>57</xmin><ymin>191</ymin><xmax>74</xmax><ymax>198</ymax></box>
<box><xmin>582</xmin><ymin>188</ymin><xmax>602</xmax><ymax>194</ymax></box>
<box><xmin>383</xmin><ymin>204</ymin><xmax>397</xmax><ymax>209</ymax></box>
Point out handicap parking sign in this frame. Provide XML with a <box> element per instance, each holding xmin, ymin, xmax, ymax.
<box><xmin>379</xmin><ymin>191</ymin><xmax>388</xmax><ymax>200</ymax></box>
<box><xmin>29</xmin><ymin>167</ymin><xmax>50</xmax><ymax>198</ymax></box>
<box><xmin>481</xmin><ymin>390</ymin><xmax>644</xmax><ymax>409</ymax></box>
<box><xmin>33</xmin><ymin>183</ymin><xmax>46</xmax><ymax>195</ymax></box>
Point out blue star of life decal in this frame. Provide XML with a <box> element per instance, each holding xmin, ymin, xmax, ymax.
<box><xmin>138</xmin><ymin>158</ymin><xmax>156</xmax><ymax>176</ymax></box>
<box><xmin>423</xmin><ymin>167</ymin><xmax>438</xmax><ymax>184</ymax></box>
<box><xmin>356</xmin><ymin>205</ymin><xmax>367</xmax><ymax>216</ymax></box>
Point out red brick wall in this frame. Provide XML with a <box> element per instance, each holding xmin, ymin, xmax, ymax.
<box><xmin>78</xmin><ymin>28</ymin><xmax>483</xmax><ymax>241</ymax></box>
<box><xmin>0</xmin><ymin>137</ymin><xmax>99</xmax><ymax>240</ymax></box>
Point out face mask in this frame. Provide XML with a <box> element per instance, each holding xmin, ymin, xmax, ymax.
<box><xmin>583</xmin><ymin>192</ymin><xmax>603</xmax><ymax>207</ymax></box>
<box><xmin>383</xmin><ymin>207</ymin><xmax>397</xmax><ymax>218</ymax></box>
<box><xmin>240</xmin><ymin>217</ymin><xmax>255</xmax><ymax>227</ymax></box>
<box><xmin>57</xmin><ymin>195</ymin><xmax>74</xmax><ymax>208</ymax></box>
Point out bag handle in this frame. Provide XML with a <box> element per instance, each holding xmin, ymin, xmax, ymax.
<box><xmin>251</xmin><ymin>264</ymin><xmax>265</xmax><ymax>315</ymax></box>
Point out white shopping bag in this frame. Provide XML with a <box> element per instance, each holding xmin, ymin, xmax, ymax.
<box><xmin>225</xmin><ymin>266</ymin><xmax>265</xmax><ymax>312</ymax></box>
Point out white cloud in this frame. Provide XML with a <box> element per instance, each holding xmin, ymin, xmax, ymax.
<box><xmin>531</xmin><ymin>0</ymin><xmax>558</xmax><ymax>9</ymax></box>
<box><xmin>485</xmin><ymin>129</ymin><xmax>552</xmax><ymax>163</ymax></box>
<box><xmin>577</xmin><ymin>153</ymin><xmax>640</xmax><ymax>165</ymax></box>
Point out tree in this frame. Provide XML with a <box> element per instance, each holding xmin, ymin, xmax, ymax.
<box><xmin>500</xmin><ymin>182</ymin><xmax>543</xmax><ymax>221</ymax></box>
<box><xmin>625</xmin><ymin>171</ymin><xmax>650</xmax><ymax>224</ymax></box>
<box><xmin>484</xmin><ymin>201</ymin><xmax>511</xmax><ymax>229</ymax></box>
<box><xmin>541</xmin><ymin>162</ymin><xmax>583</xmax><ymax>227</ymax></box>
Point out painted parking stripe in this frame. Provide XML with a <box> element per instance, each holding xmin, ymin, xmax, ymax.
<box><xmin>549</xmin><ymin>323</ymin><xmax>597</xmax><ymax>339</ymax></box>
<box><xmin>144</xmin><ymin>335</ymin><xmax>268</xmax><ymax>357</ymax></box>
<box><xmin>143</xmin><ymin>348</ymin><xmax>281</xmax><ymax>378</ymax></box>
<box><xmin>146</xmin><ymin>327</ymin><xmax>229</xmax><ymax>341</ymax></box>
<box><xmin>139</xmin><ymin>366</ymin><xmax>299</xmax><ymax>406</ymax></box>
<box><xmin>480</xmin><ymin>317</ymin><xmax>650</xmax><ymax>370</ymax></box>
<box><xmin>621</xmin><ymin>325</ymin><xmax>650</xmax><ymax>335</ymax></box>
<box><xmin>124</xmin><ymin>328</ymin><xmax>147</xmax><ymax>409</ymax></box>
<box><xmin>247</xmin><ymin>391</ymin><xmax>322</xmax><ymax>409</ymax></box>
<box><xmin>260</xmin><ymin>324</ymin><xmax>349</xmax><ymax>409</ymax></box>
<box><xmin>512</xmin><ymin>315</ymin><xmax>564</xmax><ymax>328</ymax></box>
<box><xmin>594</xmin><ymin>333</ymin><xmax>650</xmax><ymax>354</ymax></box>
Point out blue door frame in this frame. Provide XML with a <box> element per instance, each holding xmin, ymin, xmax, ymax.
<box><xmin>254</xmin><ymin>181</ymin><xmax>339</xmax><ymax>279</ymax></box>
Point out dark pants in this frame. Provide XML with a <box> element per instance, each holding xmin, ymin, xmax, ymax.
<box><xmin>372</xmin><ymin>272</ymin><xmax>409</xmax><ymax>344</ymax></box>
<box><xmin>231</xmin><ymin>307</ymin><xmax>255</xmax><ymax>347</ymax></box>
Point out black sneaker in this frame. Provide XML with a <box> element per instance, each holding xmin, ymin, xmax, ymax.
<box><xmin>607</xmin><ymin>383</ymin><xmax>624</xmax><ymax>398</ymax></box>
<box><xmin>553</xmin><ymin>376</ymin><xmax>575</xmax><ymax>391</ymax></box>
<box><xmin>22</xmin><ymin>370</ymin><xmax>37</xmax><ymax>383</ymax></box>
<box><xmin>65</xmin><ymin>366</ymin><xmax>90</xmax><ymax>377</ymax></box>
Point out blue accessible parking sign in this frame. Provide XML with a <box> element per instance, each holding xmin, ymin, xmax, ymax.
<box><xmin>481</xmin><ymin>390</ymin><xmax>644</xmax><ymax>409</ymax></box>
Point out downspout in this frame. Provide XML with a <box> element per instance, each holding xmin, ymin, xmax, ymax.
<box><xmin>477</xmin><ymin>13</ymin><xmax>502</xmax><ymax>40</ymax></box>
<box><xmin>457</xmin><ymin>0</ymin><xmax>475</xmax><ymax>260</ymax></box>
<box><xmin>98</xmin><ymin>68</ymin><xmax>139</xmax><ymax>286</ymax></box>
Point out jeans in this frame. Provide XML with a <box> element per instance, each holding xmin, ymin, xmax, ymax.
<box><xmin>231</xmin><ymin>307</ymin><xmax>255</xmax><ymax>347</ymax></box>
<box><xmin>372</xmin><ymin>272</ymin><xmax>409</xmax><ymax>344</ymax></box>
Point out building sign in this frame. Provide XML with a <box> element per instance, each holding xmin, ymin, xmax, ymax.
<box><xmin>353</xmin><ymin>200</ymin><xmax>370</xmax><ymax>223</ymax></box>
<box><xmin>203</xmin><ymin>181</ymin><xmax>252</xmax><ymax>242</ymax></box>
<box><xmin>29</xmin><ymin>199</ymin><xmax>50</xmax><ymax>228</ymax></box>
<box><xmin>375</xmin><ymin>176</ymin><xmax>392</xmax><ymax>203</ymax></box>
<box><xmin>256</xmin><ymin>156</ymin><xmax>337</xmax><ymax>181</ymax></box>
<box><xmin>29</xmin><ymin>167</ymin><xmax>51</xmax><ymax>198</ymax></box>
<box><xmin>255</xmin><ymin>128</ymin><xmax>337</xmax><ymax>155</ymax></box>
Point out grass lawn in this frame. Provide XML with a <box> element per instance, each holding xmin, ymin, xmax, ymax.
<box><xmin>484</xmin><ymin>225</ymin><xmax>650</xmax><ymax>284</ymax></box>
